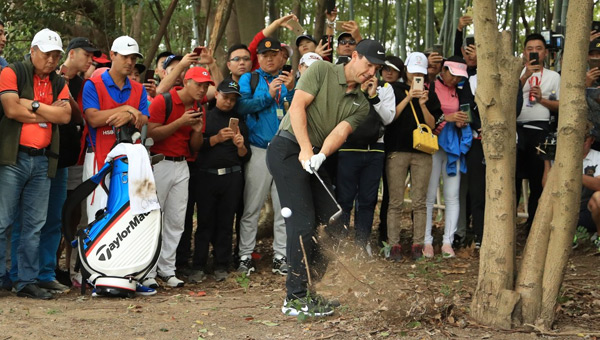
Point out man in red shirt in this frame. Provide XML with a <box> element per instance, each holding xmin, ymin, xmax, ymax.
<box><xmin>0</xmin><ymin>28</ymin><xmax>70</xmax><ymax>299</ymax></box>
<box><xmin>143</xmin><ymin>67</ymin><xmax>210</xmax><ymax>288</ymax></box>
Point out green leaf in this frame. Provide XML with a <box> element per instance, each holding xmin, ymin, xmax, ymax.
<box><xmin>261</xmin><ymin>321</ymin><xmax>279</xmax><ymax>327</ymax></box>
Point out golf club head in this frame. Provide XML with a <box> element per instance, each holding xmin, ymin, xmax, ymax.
<box><xmin>328</xmin><ymin>208</ymin><xmax>342</xmax><ymax>225</ymax></box>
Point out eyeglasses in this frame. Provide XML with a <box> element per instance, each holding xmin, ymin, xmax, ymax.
<box><xmin>339</xmin><ymin>40</ymin><xmax>356</xmax><ymax>46</ymax></box>
<box><xmin>229</xmin><ymin>56</ymin><xmax>251</xmax><ymax>62</ymax></box>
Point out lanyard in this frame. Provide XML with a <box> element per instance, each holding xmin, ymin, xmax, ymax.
<box><xmin>528</xmin><ymin>68</ymin><xmax>543</xmax><ymax>89</ymax></box>
<box><xmin>264</xmin><ymin>76</ymin><xmax>281</xmax><ymax>106</ymax></box>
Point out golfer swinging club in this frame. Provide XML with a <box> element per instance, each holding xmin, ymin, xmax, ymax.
<box><xmin>266</xmin><ymin>39</ymin><xmax>386</xmax><ymax>317</ymax></box>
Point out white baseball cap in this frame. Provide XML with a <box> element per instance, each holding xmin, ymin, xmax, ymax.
<box><xmin>111</xmin><ymin>36</ymin><xmax>144</xmax><ymax>58</ymax></box>
<box><xmin>299</xmin><ymin>52</ymin><xmax>323</xmax><ymax>67</ymax></box>
<box><xmin>31</xmin><ymin>29</ymin><xmax>64</xmax><ymax>53</ymax></box>
<box><xmin>405</xmin><ymin>52</ymin><xmax>428</xmax><ymax>75</ymax></box>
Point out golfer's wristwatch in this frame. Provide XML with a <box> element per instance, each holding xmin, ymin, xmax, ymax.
<box><xmin>31</xmin><ymin>100</ymin><xmax>40</xmax><ymax>113</ymax></box>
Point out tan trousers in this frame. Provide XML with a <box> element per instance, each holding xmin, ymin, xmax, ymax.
<box><xmin>386</xmin><ymin>151</ymin><xmax>432</xmax><ymax>245</ymax></box>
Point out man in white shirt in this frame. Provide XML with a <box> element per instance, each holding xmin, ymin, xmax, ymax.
<box><xmin>517</xmin><ymin>33</ymin><xmax>561</xmax><ymax>228</ymax></box>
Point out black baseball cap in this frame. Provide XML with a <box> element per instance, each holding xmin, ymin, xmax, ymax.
<box><xmin>66</xmin><ymin>37</ymin><xmax>101</xmax><ymax>57</ymax></box>
<box><xmin>384</xmin><ymin>55</ymin><xmax>404</xmax><ymax>72</ymax></box>
<box><xmin>134</xmin><ymin>63</ymin><xmax>146</xmax><ymax>74</ymax></box>
<box><xmin>257</xmin><ymin>37</ymin><xmax>281</xmax><ymax>54</ymax></box>
<box><xmin>217</xmin><ymin>80</ymin><xmax>241</xmax><ymax>96</ymax></box>
<box><xmin>156</xmin><ymin>51</ymin><xmax>173</xmax><ymax>66</ymax></box>
<box><xmin>337</xmin><ymin>32</ymin><xmax>353</xmax><ymax>42</ymax></box>
<box><xmin>355</xmin><ymin>39</ymin><xmax>386</xmax><ymax>65</ymax></box>
<box><xmin>295</xmin><ymin>34</ymin><xmax>317</xmax><ymax>47</ymax></box>
<box><xmin>163</xmin><ymin>54</ymin><xmax>183</xmax><ymax>69</ymax></box>
<box><xmin>590</xmin><ymin>40</ymin><xmax>600</xmax><ymax>53</ymax></box>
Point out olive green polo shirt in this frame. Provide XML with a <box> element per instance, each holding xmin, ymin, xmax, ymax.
<box><xmin>279</xmin><ymin>61</ymin><xmax>369</xmax><ymax>148</ymax></box>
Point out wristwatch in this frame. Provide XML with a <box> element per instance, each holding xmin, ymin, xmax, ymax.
<box><xmin>31</xmin><ymin>100</ymin><xmax>40</xmax><ymax>113</ymax></box>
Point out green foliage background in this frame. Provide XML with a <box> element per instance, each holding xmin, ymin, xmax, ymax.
<box><xmin>1</xmin><ymin>0</ymin><xmax>600</xmax><ymax>64</ymax></box>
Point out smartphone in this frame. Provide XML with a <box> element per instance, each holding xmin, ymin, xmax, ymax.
<box><xmin>589</xmin><ymin>59</ymin><xmax>600</xmax><ymax>70</ymax></box>
<box><xmin>320</xmin><ymin>35</ymin><xmax>333</xmax><ymax>59</ymax></box>
<box><xmin>288</xmin><ymin>20</ymin><xmax>304</xmax><ymax>36</ymax></box>
<box><xmin>432</xmin><ymin>44</ymin><xmax>443</xmax><ymax>56</ymax></box>
<box><xmin>336</xmin><ymin>21</ymin><xmax>347</xmax><ymax>31</ymax></box>
<box><xmin>229</xmin><ymin>117</ymin><xmax>239</xmax><ymax>131</ymax></box>
<box><xmin>193</xmin><ymin>46</ymin><xmax>205</xmax><ymax>55</ymax></box>
<box><xmin>529</xmin><ymin>52</ymin><xmax>540</xmax><ymax>65</ymax></box>
<box><xmin>326</xmin><ymin>0</ymin><xmax>336</xmax><ymax>14</ymax></box>
<box><xmin>60</xmin><ymin>64</ymin><xmax>69</xmax><ymax>75</ymax></box>
<box><xmin>593</xmin><ymin>21</ymin><xmax>600</xmax><ymax>33</ymax></box>
<box><xmin>413</xmin><ymin>76</ymin><xmax>424</xmax><ymax>91</ymax></box>
<box><xmin>282</xmin><ymin>64</ymin><xmax>292</xmax><ymax>73</ymax></box>
<box><xmin>460</xmin><ymin>103</ymin><xmax>472</xmax><ymax>123</ymax></box>
<box><xmin>465</xmin><ymin>6</ymin><xmax>473</xmax><ymax>17</ymax></box>
<box><xmin>465</xmin><ymin>36</ymin><xmax>475</xmax><ymax>47</ymax></box>
<box><xmin>144</xmin><ymin>69</ymin><xmax>155</xmax><ymax>83</ymax></box>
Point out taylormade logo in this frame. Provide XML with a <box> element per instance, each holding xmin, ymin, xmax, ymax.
<box><xmin>95</xmin><ymin>212</ymin><xmax>151</xmax><ymax>261</ymax></box>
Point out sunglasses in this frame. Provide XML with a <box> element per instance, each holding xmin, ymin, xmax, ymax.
<box><xmin>229</xmin><ymin>56</ymin><xmax>251</xmax><ymax>62</ymax></box>
<box><xmin>339</xmin><ymin>40</ymin><xmax>356</xmax><ymax>46</ymax></box>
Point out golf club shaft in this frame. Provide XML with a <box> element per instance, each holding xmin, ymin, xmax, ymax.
<box><xmin>311</xmin><ymin>167</ymin><xmax>342</xmax><ymax>210</ymax></box>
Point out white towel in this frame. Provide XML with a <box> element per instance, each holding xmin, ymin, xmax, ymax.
<box><xmin>105</xmin><ymin>144</ymin><xmax>161</xmax><ymax>215</ymax></box>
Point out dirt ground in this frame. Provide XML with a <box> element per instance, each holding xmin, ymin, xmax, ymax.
<box><xmin>1</xmin><ymin>215</ymin><xmax>600</xmax><ymax>340</ymax></box>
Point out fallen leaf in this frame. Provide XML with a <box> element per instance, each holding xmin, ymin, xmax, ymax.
<box><xmin>261</xmin><ymin>320</ymin><xmax>279</xmax><ymax>327</ymax></box>
<box><xmin>189</xmin><ymin>291</ymin><xmax>207</xmax><ymax>297</ymax></box>
<box><xmin>441</xmin><ymin>269</ymin><xmax>466</xmax><ymax>274</ymax></box>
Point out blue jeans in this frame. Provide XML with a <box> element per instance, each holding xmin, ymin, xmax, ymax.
<box><xmin>0</xmin><ymin>152</ymin><xmax>51</xmax><ymax>291</ymax></box>
<box><xmin>10</xmin><ymin>167</ymin><xmax>67</xmax><ymax>283</ymax></box>
<box><xmin>336</xmin><ymin>150</ymin><xmax>385</xmax><ymax>245</ymax></box>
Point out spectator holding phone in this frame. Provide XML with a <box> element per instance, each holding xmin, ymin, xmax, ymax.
<box><xmin>226</xmin><ymin>44</ymin><xmax>252</xmax><ymax>83</ymax></box>
<box><xmin>517</xmin><ymin>33</ymin><xmax>561</xmax><ymax>231</ymax></box>
<box><xmin>384</xmin><ymin>52</ymin><xmax>443</xmax><ymax>261</ymax></box>
<box><xmin>586</xmin><ymin>39</ymin><xmax>600</xmax><ymax>88</ymax></box>
<box><xmin>192</xmin><ymin>80</ymin><xmax>250</xmax><ymax>282</ymax></box>
<box><xmin>144</xmin><ymin>67</ymin><xmax>209</xmax><ymax>289</ymax></box>
<box><xmin>423</xmin><ymin>56</ymin><xmax>472</xmax><ymax>258</ymax></box>
<box><xmin>156</xmin><ymin>47</ymin><xmax>222</xmax><ymax>97</ymax></box>
<box><xmin>237</xmin><ymin>37</ymin><xmax>294</xmax><ymax>277</ymax></box>
<box><xmin>248</xmin><ymin>14</ymin><xmax>299</xmax><ymax>72</ymax></box>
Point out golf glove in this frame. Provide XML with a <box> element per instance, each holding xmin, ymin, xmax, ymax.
<box><xmin>304</xmin><ymin>153</ymin><xmax>326</xmax><ymax>174</ymax></box>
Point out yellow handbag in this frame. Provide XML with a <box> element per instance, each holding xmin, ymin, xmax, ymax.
<box><xmin>407</xmin><ymin>91</ymin><xmax>438</xmax><ymax>155</ymax></box>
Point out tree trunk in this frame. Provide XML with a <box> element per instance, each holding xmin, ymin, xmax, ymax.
<box><xmin>143</xmin><ymin>0</ymin><xmax>179</xmax><ymax>70</ymax></box>
<box><xmin>511</xmin><ymin>0</ymin><xmax>519</xmax><ymax>53</ymax></box>
<box><xmin>268</xmin><ymin>0</ymin><xmax>278</xmax><ymax>40</ymax></box>
<box><xmin>313</xmin><ymin>0</ymin><xmax>327</xmax><ymax>42</ymax></box>
<box><xmin>207</xmin><ymin>0</ymin><xmax>234</xmax><ymax>53</ymax></box>
<box><xmin>236</xmin><ymin>0</ymin><xmax>266</xmax><ymax>46</ymax></box>
<box><xmin>395</xmin><ymin>0</ymin><xmax>403</xmax><ymax>57</ymax></box>
<box><xmin>469</xmin><ymin>0</ymin><xmax>522</xmax><ymax>329</ymax></box>
<box><xmin>226</xmin><ymin>4</ymin><xmax>241</xmax><ymax>46</ymax></box>
<box><xmin>349</xmin><ymin>0</ymin><xmax>355</xmax><ymax>21</ymax></box>
<box><xmin>131</xmin><ymin>0</ymin><xmax>145</xmax><ymax>43</ymax></box>
<box><xmin>416</xmin><ymin>0</ymin><xmax>421</xmax><ymax>50</ymax></box>
<box><xmin>153</xmin><ymin>0</ymin><xmax>173</xmax><ymax>52</ymax></box>
<box><xmin>425</xmin><ymin>0</ymin><xmax>434</xmax><ymax>48</ymax></box>
<box><xmin>538</xmin><ymin>0</ymin><xmax>592</xmax><ymax>328</ymax></box>
<box><xmin>291</xmin><ymin>0</ymin><xmax>302</xmax><ymax>69</ymax></box>
<box><xmin>552</xmin><ymin>0</ymin><xmax>563</xmax><ymax>30</ymax></box>
<box><xmin>520</xmin><ymin>0</ymin><xmax>531</xmax><ymax>37</ymax></box>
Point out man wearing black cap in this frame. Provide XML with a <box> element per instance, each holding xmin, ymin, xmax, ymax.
<box><xmin>266</xmin><ymin>39</ymin><xmax>385</xmax><ymax>317</ymax></box>
<box><xmin>586</xmin><ymin>39</ymin><xmax>600</xmax><ymax>88</ymax></box>
<box><xmin>155</xmin><ymin>51</ymin><xmax>173</xmax><ymax>82</ymax></box>
<box><xmin>156</xmin><ymin>49</ymin><xmax>223</xmax><ymax>95</ymax></box>
<box><xmin>193</xmin><ymin>80</ymin><xmax>250</xmax><ymax>282</ymax></box>
<box><xmin>237</xmin><ymin>37</ymin><xmax>295</xmax><ymax>278</ymax></box>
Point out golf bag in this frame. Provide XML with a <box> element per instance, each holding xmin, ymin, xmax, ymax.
<box><xmin>62</xmin><ymin>125</ymin><xmax>163</xmax><ymax>297</ymax></box>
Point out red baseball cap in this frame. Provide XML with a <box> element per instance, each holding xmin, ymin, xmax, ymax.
<box><xmin>93</xmin><ymin>53</ymin><xmax>111</xmax><ymax>64</ymax></box>
<box><xmin>184</xmin><ymin>66</ymin><xmax>215</xmax><ymax>85</ymax></box>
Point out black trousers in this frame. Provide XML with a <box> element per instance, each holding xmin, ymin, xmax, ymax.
<box><xmin>266</xmin><ymin>135</ymin><xmax>339</xmax><ymax>300</ymax></box>
<box><xmin>176</xmin><ymin>161</ymin><xmax>197</xmax><ymax>268</ymax></box>
<box><xmin>192</xmin><ymin>170</ymin><xmax>243</xmax><ymax>271</ymax></box>
<box><xmin>516</xmin><ymin>126</ymin><xmax>547</xmax><ymax>225</ymax></box>
<box><xmin>466</xmin><ymin>138</ymin><xmax>486</xmax><ymax>242</ymax></box>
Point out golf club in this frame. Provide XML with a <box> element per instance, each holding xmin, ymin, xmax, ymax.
<box><xmin>311</xmin><ymin>166</ymin><xmax>342</xmax><ymax>225</ymax></box>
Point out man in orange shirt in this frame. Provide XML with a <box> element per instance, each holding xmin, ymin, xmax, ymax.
<box><xmin>0</xmin><ymin>28</ymin><xmax>71</xmax><ymax>299</ymax></box>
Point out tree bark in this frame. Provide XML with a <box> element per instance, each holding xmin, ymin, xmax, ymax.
<box><xmin>538</xmin><ymin>0</ymin><xmax>592</xmax><ymax>328</ymax></box>
<box><xmin>469</xmin><ymin>0</ymin><xmax>522</xmax><ymax>329</ymax></box>
<box><xmin>225</xmin><ymin>4</ymin><xmax>241</xmax><ymax>46</ymax></box>
<box><xmin>131</xmin><ymin>0</ymin><xmax>145</xmax><ymax>43</ymax></box>
<box><xmin>143</xmin><ymin>0</ymin><xmax>179</xmax><ymax>70</ymax></box>
<box><xmin>207</xmin><ymin>0</ymin><xmax>234</xmax><ymax>53</ymax></box>
<box><xmin>291</xmin><ymin>0</ymin><xmax>302</xmax><ymax>69</ymax></box>
<box><xmin>313</xmin><ymin>0</ymin><xmax>327</xmax><ymax>42</ymax></box>
<box><xmin>235</xmin><ymin>0</ymin><xmax>265</xmax><ymax>46</ymax></box>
